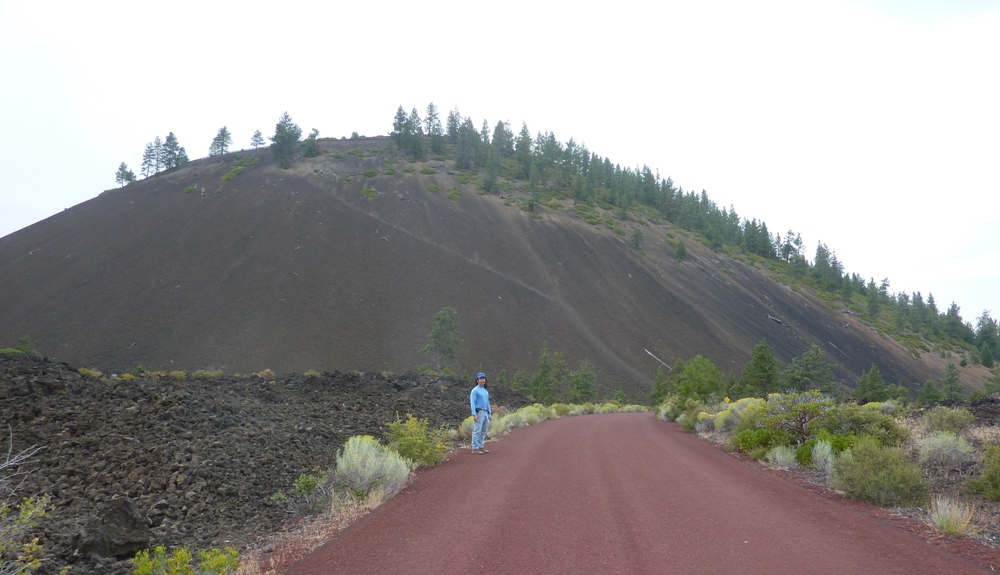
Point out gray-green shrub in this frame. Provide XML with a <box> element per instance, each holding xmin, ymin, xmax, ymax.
<box><xmin>765</xmin><ymin>445</ymin><xmax>798</xmax><ymax>469</ymax></box>
<box><xmin>695</xmin><ymin>412</ymin><xmax>715</xmax><ymax>433</ymax></box>
<box><xmin>334</xmin><ymin>436</ymin><xmax>412</xmax><ymax>499</ymax></box>
<box><xmin>832</xmin><ymin>436</ymin><xmax>927</xmax><ymax>506</ymax></box>
<box><xmin>811</xmin><ymin>439</ymin><xmax>835</xmax><ymax>479</ymax></box>
<box><xmin>924</xmin><ymin>406</ymin><xmax>975</xmax><ymax>434</ymax></box>
<box><xmin>918</xmin><ymin>432</ymin><xmax>973</xmax><ymax>467</ymax></box>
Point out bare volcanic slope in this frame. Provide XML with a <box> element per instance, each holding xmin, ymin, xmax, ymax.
<box><xmin>0</xmin><ymin>137</ymin><xmax>965</xmax><ymax>397</ymax></box>
<box><xmin>0</xmin><ymin>354</ymin><xmax>529</xmax><ymax>574</ymax></box>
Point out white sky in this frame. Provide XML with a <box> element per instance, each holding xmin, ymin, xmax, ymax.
<box><xmin>1</xmin><ymin>0</ymin><xmax>998</xmax><ymax>324</ymax></box>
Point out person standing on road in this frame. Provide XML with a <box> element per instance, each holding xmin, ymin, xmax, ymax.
<box><xmin>470</xmin><ymin>372</ymin><xmax>491</xmax><ymax>454</ymax></box>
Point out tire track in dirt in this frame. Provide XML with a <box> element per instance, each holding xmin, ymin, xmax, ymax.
<box><xmin>286</xmin><ymin>414</ymin><xmax>997</xmax><ymax>575</ymax></box>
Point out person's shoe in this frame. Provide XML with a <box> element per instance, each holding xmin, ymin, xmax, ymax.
<box><xmin>472</xmin><ymin>449</ymin><xmax>484</xmax><ymax>454</ymax></box>
<box><xmin>480</xmin><ymin>448</ymin><xmax>490</xmax><ymax>453</ymax></box>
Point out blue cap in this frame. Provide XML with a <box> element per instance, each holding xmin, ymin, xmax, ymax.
<box><xmin>477</xmin><ymin>372</ymin><xmax>487</xmax><ymax>380</ymax></box>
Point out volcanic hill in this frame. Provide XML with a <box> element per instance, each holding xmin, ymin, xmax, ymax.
<box><xmin>0</xmin><ymin>136</ymin><xmax>984</xmax><ymax>398</ymax></box>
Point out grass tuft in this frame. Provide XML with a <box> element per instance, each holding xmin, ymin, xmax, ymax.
<box><xmin>926</xmin><ymin>496</ymin><xmax>979</xmax><ymax>536</ymax></box>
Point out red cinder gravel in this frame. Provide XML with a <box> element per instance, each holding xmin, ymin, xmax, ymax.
<box><xmin>287</xmin><ymin>414</ymin><xmax>999</xmax><ymax>575</ymax></box>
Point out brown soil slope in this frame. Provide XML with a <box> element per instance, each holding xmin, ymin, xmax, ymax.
<box><xmin>0</xmin><ymin>137</ymin><xmax>966</xmax><ymax>398</ymax></box>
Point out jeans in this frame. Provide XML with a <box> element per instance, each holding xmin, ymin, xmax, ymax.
<box><xmin>472</xmin><ymin>412</ymin><xmax>490</xmax><ymax>449</ymax></box>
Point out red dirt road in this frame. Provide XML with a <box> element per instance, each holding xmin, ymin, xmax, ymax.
<box><xmin>287</xmin><ymin>414</ymin><xmax>995</xmax><ymax>574</ymax></box>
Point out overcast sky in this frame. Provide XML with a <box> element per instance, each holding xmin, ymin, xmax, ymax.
<box><xmin>1</xmin><ymin>0</ymin><xmax>997</xmax><ymax>324</ymax></box>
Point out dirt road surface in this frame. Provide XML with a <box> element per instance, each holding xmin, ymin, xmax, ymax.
<box><xmin>287</xmin><ymin>413</ymin><xmax>997</xmax><ymax>574</ymax></box>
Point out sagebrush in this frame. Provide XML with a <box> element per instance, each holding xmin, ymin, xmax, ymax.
<box><xmin>832</xmin><ymin>437</ymin><xmax>927</xmax><ymax>506</ymax></box>
<box><xmin>334</xmin><ymin>436</ymin><xmax>412</xmax><ymax>499</ymax></box>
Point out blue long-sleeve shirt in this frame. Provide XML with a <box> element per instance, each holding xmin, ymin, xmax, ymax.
<box><xmin>470</xmin><ymin>385</ymin><xmax>490</xmax><ymax>415</ymax></box>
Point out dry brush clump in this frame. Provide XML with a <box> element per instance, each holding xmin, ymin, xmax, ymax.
<box><xmin>235</xmin><ymin>489</ymin><xmax>391</xmax><ymax>575</ymax></box>
<box><xmin>0</xmin><ymin>435</ymin><xmax>60</xmax><ymax>575</ymax></box>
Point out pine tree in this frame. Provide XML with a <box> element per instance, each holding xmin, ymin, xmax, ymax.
<box><xmin>152</xmin><ymin>137</ymin><xmax>163</xmax><ymax>174</ymax></box>
<box><xmin>853</xmin><ymin>363</ymin><xmax>888</xmax><ymax>403</ymax></box>
<box><xmin>976</xmin><ymin>310</ymin><xmax>998</xmax><ymax>361</ymax></box>
<box><xmin>736</xmin><ymin>340</ymin><xmax>779</xmax><ymax>397</ymax></box>
<box><xmin>391</xmin><ymin>105</ymin><xmax>408</xmax><ymax>149</ymax></box>
<box><xmin>515</xmin><ymin>123</ymin><xmax>532</xmax><ymax>180</ymax></box>
<box><xmin>676</xmin><ymin>241</ymin><xmax>687</xmax><ymax>261</ymax></box>
<box><xmin>115</xmin><ymin>162</ymin><xmax>136</xmax><ymax>187</ymax></box>
<box><xmin>397</xmin><ymin>108</ymin><xmax>423</xmax><ymax>158</ymax></box>
<box><xmin>446</xmin><ymin>106</ymin><xmax>461</xmax><ymax>143</ymax></box>
<box><xmin>209</xmin><ymin>126</ymin><xmax>232</xmax><ymax>156</ymax></box>
<box><xmin>916</xmin><ymin>380</ymin><xmax>942</xmax><ymax>406</ymax></box>
<box><xmin>531</xmin><ymin>342</ymin><xmax>556</xmax><ymax>404</ymax></box>
<box><xmin>941</xmin><ymin>361</ymin><xmax>964</xmax><ymax>401</ymax></box>
<box><xmin>631</xmin><ymin>228</ymin><xmax>644</xmax><ymax>250</ymax></box>
<box><xmin>511</xmin><ymin>370</ymin><xmax>531</xmax><ymax>395</ymax></box>
<box><xmin>481</xmin><ymin>147</ymin><xmax>500</xmax><ymax>192</ymax></box>
<box><xmin>492</xmin><ymin>120</ymin><xmax>514</xmax><ymax>157</ymax></box>
<box><xmin>420</xmin><ymin>307</ymin><xmax>463</xmax><ymax>372</ymax></box>
<box><xmin>983</xmin><ymin>343</ymin><xmax>995</xmax><ymax>369</ymax></box>
<box><xmin>162</xmin><ymin>132</ymin><xmax>181</xmax><ymax>169</ymax></box>
<box><xmin>612</xmin><ymin>390</ymin><xmax>628</xmax><ymax>405</ymax></box>
<box><xmin>676</xmin><ymin>355</ymin><xmax>724</xmax><ymax>401</ymax></box>
<box><xmin>303</xmin><ymin>129</ymin><xmax>320</xmax><ymax>157</ymax></box>
<box><xmin>455</xmin><ymin>118</ymin><xmax>478</xmax><ymax>170</ymax></box>
<box><xmin>425</xmin><ymin>102</ymin><xmax>444</xmax><ymax>155</ymax></box>
<box><xmin>407</xmin><ymin>108</ymin><xmax>422</xmax><ymax>137</ymax></box>
<box><xmin>569</xmin><ymin>358</ymin><xmax>598</xmax><ymax>403</ymax></box>
<box><xmin>141</xmin><ymin>142</ymin><xmax>156</xmax><ymax>178</ymax></box>
<box><xmin>550</xmin><ymin>349</ymin><xmax>570</xmax><ymax>401</ymax></box>
<box><xmin>778</xmin><ymin>345</ymin><xmax>834</xmax><ymax>391</ymax></box>
<box><xmin>478</xmin><ymin>119</ymin><xmax>491</xmax><ymax>167</ymax></box>
<box><xmin>251</xmin><ymin>130</ymin><xmax>265</xmax><ymax>149</ymax></box>
<box><xmin>270</xmin><ymin>112</ymin><xmax>302</xmax><ymax>169</ymax></box>
<box><xmin>649</xmin><ymin>365</ymin><xmax>673</xmax><ymax>405</ymax></box>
